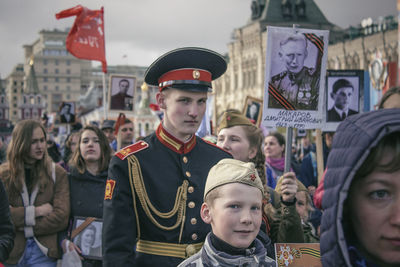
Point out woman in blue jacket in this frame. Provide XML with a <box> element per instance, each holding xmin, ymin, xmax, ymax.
<box><xmin>320</xmin><ymin>108</ymin><xmax>400</xmax><ymax>266</ymax></box>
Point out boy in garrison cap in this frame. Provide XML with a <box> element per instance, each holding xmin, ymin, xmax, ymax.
<box><xmin>179</xmin><ymin>159</ymin><xmax>276</xmax><ymax>267</ymax></box>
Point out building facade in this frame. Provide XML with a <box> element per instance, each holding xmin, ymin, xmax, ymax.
<box><xmin>212</xmin><ymin>0</ymin><xmax>398</xmax><ymax>126</ymax></box>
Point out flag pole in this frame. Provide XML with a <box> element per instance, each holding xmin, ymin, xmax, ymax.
<box><xmin>103</xmin><ymin>72</ymin><xmax>108</xmax><ymax>119</ymax></box>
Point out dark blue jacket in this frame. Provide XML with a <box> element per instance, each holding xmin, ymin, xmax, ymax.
<box><xmin>103</xmin><ymin>124</ymin><xmax>231</xmax><ymax>267</ymax></box>
<box><xmin>320</xmin><ymin>109</ymin><xmax>400</xmax><ymax>266</ymax></box>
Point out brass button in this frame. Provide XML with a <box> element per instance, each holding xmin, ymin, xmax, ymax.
<box><xmin>188</xmin><ymin>201</ymin><xmax>195</xmax><ymax>208</ymax></box>
<box><xmin>190</xmin><ymin>218</ymin><xmax>197</xmax><ymax>225</ymax></box>
<box><xmin>191</xmin><ymin>233</ymin><xmax>198</xmax><ymax>240</ymax></box>
<box><xmin>188</xmin><ymin>186</ymin><xmax>194</xmax><ymax>193</ymax></box>
<box><xmin>185</xmin><ymin>171</ymin><xmax>191</xmax><ymax>177</ymax></box>
<box><xmin>183</xmin><ymin>156</ymin><xmax>188</xmax><ymax>164</ymax></box>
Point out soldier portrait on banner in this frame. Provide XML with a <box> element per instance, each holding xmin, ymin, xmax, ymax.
<box><xmin>262</xmin><ymin>26</ymin><xmax>329</xmax><ymax>129</ymax></box>
<box><xmin>109</xmin><ymin>75</ymin><xmax>136</xmax><ymax>111</ymax></box>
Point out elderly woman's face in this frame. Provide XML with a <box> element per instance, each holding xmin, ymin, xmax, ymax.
<box><xmin>348</xmin><ymin>149</ymin><xmax>400</xmax><ymax>265</ymax></box>
<box><xmin>263</xmin><ymin>136</ymin><xmax>284</xmax><ymax>159</ymax></box>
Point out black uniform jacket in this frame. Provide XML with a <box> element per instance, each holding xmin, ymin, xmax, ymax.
<box><xmin>103</xmin><ymin>124</ymin><xmax>231</xmax><ymax>267</ymax></box>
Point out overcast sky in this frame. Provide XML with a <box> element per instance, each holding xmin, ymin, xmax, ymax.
<box><xmin>0</xmin><ymin>0</ymin><xmax>397</xmax><ymax>77</ymax></box>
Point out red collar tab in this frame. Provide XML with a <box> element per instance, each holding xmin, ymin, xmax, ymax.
<box><xmin>115</xmin><ymin>140</ymin><xmax>149</xmax><ymax>160</ymax></box>
<box><xmin>158</xmin><ymin>68</ymin><xmax>212</xmax><ymax>91</ymax></box>
<box><xmin>156</xmin><ymin>124</ymin><xmax>196</xmax><ymax>154</ymax></box>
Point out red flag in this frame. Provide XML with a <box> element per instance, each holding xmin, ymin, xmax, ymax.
<box><xmin>56</xmin><ymin>5</ymin><xmax>107</xmax><ymax>73</ymax></box>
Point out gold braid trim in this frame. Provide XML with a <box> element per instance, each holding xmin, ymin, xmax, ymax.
<box><xmin>128</xmin><ymin>157</ymin><xmax>141</xmax><ymax>241</ymax></box>
<box><xmin>127</xmin><ymin>155</ymin><xmax>189</xmax><ymax>243</ymax></box>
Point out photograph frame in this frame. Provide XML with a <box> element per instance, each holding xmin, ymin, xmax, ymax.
<box><xmin>323</xmin><ymin>70</ymin><xmax>364</xmax><ymax>131</ymax></box>
<box><xmin>108</xmin><ymin>74</ymin><xmax>136</xmax><ymax>112</ymax></box>
<box><xmin>72</xmin><ymin>216</ymin><xmax>103</xmax><ymax>260</ymax></box>
<box><xmin>59</xmin><ymin>101</ymin><xmax>76</xmax><ymax>124</ymax></box>
<box><xmin>243</xmin><ymin>96</ymin><xmax>263</xmax><ymax>126</ymax></box>
<box><xmin>262</xmin><ymin>26</ymin><xmax>329</xmax><ymax>130</ymax></box>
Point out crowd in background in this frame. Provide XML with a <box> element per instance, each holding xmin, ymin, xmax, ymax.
<box><xmin>0</xmin><ymin>86</ymin><xmax>399</xmax><ymax>267</ymax></box>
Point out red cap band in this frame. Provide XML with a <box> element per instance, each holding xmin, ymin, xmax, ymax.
<box><xmin>158</xmin><ymin>68</ymin><xmax>212</xmax><ymax>91</ymax></box>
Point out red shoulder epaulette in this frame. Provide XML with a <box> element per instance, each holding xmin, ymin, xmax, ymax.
<box><xmin>115</xmin><ymin>140</ymin><xmax>149</xmax><ymax>160</ymax></box>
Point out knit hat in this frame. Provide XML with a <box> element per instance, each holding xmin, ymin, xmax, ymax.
<box><xmin>218</xmin><ymin>110</ymin><xmax>253</xmax><ymax>132</ymax></box>
<box><xmin>204</xmin><ymin>158</ymin><xmax>264</xmax><ymax>199</ymax></box>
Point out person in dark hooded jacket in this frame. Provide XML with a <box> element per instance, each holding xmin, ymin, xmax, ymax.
<box><xmin>320</xmin><ymin>108</ymin><xmax>400</xmax><ymax>266</ymax></box>
<box><xmin>0</xmin><ymin>179</ymin><xmax>14</xmax><ymax>263</ymax></box>
<box><xmin>60</xmin><ymin>126</ymin><xmax>112</xmax><ymax>267</ymax></box>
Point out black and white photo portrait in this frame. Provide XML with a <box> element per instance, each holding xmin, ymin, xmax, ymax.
<box><xmin>109</xmin><ymin>75</ymin><xmax>136</xmax><ymax>111</ymax></box>
<box><xmin>243</xmin><ymin>96</ymin><xmax>262</xmax><ymax>125</ymax></box>
<box><xmin>72</xmin><ymin>218</ymin><xmax>103</xmax><ymax>260</ymax></box>
<box><xmin>268</xmin><ymin>31</ymin><xmax>322</xmax><ymax>111</ymax></box>
<box><xmin>59</xmin><ymin>102</ymin><xmax>75</xmax><ymax>124</ymax></box>
<box><xmin>326</xmin><ymin>74</ymin><xmax>361</xmax><ymax>122</ymax></box>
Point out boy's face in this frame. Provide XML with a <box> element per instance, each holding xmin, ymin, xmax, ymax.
<box><xmin>201</xmin><ymin>183</ymin><xmax>262</xmax><ymax>249</ymax></box>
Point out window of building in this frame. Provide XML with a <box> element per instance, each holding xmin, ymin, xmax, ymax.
<box><xmin>13</xmin><ymin>81</ymin><xmax>17</xmax><ymax>86</ymax></box>
<box><xmin>43</xmin><ymin>59</ymin><xmax>48</xmax><ymax>65</ymax></box>
<box><xmin>66</xmin><ymin>77</ymin><xmax>71</xmax><ymax>83</ymax></box>
<box><xmin>13</xmin><ymin>110</ymin><xmax>17</xmax><ymax>115</ymax></box>
<box><xmin>44</xmin><ymin>68</ymin><xmax>48</xmax><ymax>74</ymax></box>
<box><xmin>66</xmin><ymin>69</ymin><xmax>71</xmax><ymax>74</ymax></box>
<box><xmin>13</xmin><ymin>96</ymin><xmax>17</xmax><ymax>101</ymax></box>
<box><xmin>66</xmin><ymin>60</ymin><xmax>71</xmax><ymax>66</ymax></box>
<box><xmin>21</xmin><ymin>81</ymin><xmax>24</xmax><ymax>86</ymax></box>
<box><xmin>44</xmin><ymin>85</ymin><xmax>48</xmax><ymax>91</ymax></box>
<box><xmin>55</xmin><ymin>59</ymin><xmax>59</xmax><ymax>65</ymax></box>
<box><xmin>66</xmin><ymin>94</ymin><xmax>71</xmax><ymax>100</ymax></box>
<box><xmin>13</xmin><ymin>89</ymin><xmax>17</xmax><ymax>93</ymax></box>
<box><xmin>44</xmin><ymin>77</ymin><xmax>48</xmax><ymax>82</ymax></box>
<box><xmin>55</xmin><ymin>86</ymin><xmax>59</xmax><ymax>91</ymax></box>
<box><xmin>13</xmin><ymin>104</ymin><xmax>17</xmax><ymax>108</ymax></box>
<box><xmin>55</xmin><ymin>77</ymin><xmax>59</xmax><ymax>82</ymax></box>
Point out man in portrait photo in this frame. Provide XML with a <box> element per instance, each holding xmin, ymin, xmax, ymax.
<box><xmin>59</xmin><ymin>103</ymin><xmax>75</xmax><ymax>123</ymax></box>
<box><xmin>245</xmin><ymin>102</ymin><xmax>260</xmax><ymax>123</ymax></box>
<box><xmin>327</xmin><ymin>78</ymin><xmax>358</xmax><ymax>122</ymax></box>
<box><xmin>268</xmin><ymin>33</ymin><xmax>320</xmax><ymax>110</ymax></box>
<box><xmin>110</xmin><ymin>78</ymin><xmax>133</xmax><ymax>110</ymax></box>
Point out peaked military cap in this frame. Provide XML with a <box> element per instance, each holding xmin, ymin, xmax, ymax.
<box><xmin>218</xmin><ymin>110</ymin><xmax>254</xmax><ymax>132</ymax></box>
<box><xmin>144</xmin><ymin>47</ymin><xmax>227</xmax><ymax>92</ymax></box>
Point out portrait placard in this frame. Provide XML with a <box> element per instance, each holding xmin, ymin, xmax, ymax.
<box><xmin>59</xmin><ymin>102</ymin><xmax>76</xmax><ymax>124</ymax></box>
<box><xmin>323</xmin><ymin>70</ymin><xmax>364</xmax><ymax>132</ymax></box>
<box><xmin>72</xmin><ymin>217</ymin><xmax>103</xmax><ymax>260</ymax></box>
<box><xmin>243</xmin><ymin>96</ymin><xmax>263</xmax><ymax>125</ymax></box>
<box><xmin>108</xmin><ymin>74</ymin><xmax>136</xmax><ymax>111</ymax></box>
<box><xmin>274</xmin><ymin>243</ymin><xmax>322</xmax><ymax>267</ymax></box>
<box><xmin>262</xmin><ymin>26</ymin><xmax>329</xmax><ymax>129</ymax></box>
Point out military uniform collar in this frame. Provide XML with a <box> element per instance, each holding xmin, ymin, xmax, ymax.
<box><xmin>156</xmin><ymin>124</ymin><xmax>197</xmax><ymax>154</ymax></box>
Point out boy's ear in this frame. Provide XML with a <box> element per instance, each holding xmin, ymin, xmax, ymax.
<box><xmin>200</xmin><ymin>202</ymin><xmax>212</xmax><ymax>224</ymax></box>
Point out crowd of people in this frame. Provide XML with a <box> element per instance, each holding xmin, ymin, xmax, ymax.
<box><xmin>0</xmin><ymin>47</ymin><xmax>399</xmax><ymax>267</ymax></box>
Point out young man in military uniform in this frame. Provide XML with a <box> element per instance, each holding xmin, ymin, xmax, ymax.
<box><xmin>268</xmin><ymin>33</ymin><xmax>320</xmax><ymax>110</ymax></box>
<box><xmin>102</xmin><ymin>47</ymin><xmax>232</xmax><ymax>267</ymax></box>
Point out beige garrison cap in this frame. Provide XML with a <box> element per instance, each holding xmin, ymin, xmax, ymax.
<box><xmin>204</xmin><ymin>158</ymin><xmax>264</xmax><ymax>199</ymax></box>
<box><xmin>218</xmin><ymin>110</ymin><xmax>253</xmax><ymax>132</ymax></box>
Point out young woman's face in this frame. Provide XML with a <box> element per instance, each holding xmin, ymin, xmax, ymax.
<box><xmin>28</xmin><ymin>127</ymin><xmax>46</xmax><ymax>162</ymax></box>
<box><xmin>348</xmin><ymin>149</ymin><xmax>400</xmax><ymax>265</ymax></box>
<box><xmin>217</xmin><ymin>126</ymin><xmax>256</xmax><ymax>162</ymax></box>
<box><xmin>80</xmin><ymin>130</ymin><xmax>101</xmax><ymax>163</ymax></box>
<box><xmin>264</xmin><ymin>136</ymin><xmax>284</xmax><ymax>159</ymax></box>
<box><xmin>81</xmin><ymin>228</ymin><xmax>95</xmax><ymax>247</ymax></box>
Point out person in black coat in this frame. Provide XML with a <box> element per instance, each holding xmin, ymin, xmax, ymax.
<box><xmin>61</xmin><ymin>125</ymin><xmax>111</xmax><ymax>267</ymax></box>
<box><xmin>102</xmin><ymin>47</ymin><xmax>232</xmax><ymax>267</ymax></box>
<box><xmin>0</xmin><ymin>179</ymin><xmax>14</xmax><ymax>263</ymax></box>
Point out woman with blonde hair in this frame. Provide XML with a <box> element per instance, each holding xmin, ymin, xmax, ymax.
<box><xmin>0</xmin><ymin>120</ymin><xmax>69</xmax><ymax>267</ymax></box>
<box><xmin>61</xmin><ymin>125</ymin><xmax>111</xmax><ymax>266</ymax></box>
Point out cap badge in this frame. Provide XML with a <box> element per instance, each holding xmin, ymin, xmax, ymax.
<box><xmin>250</xmin><ymin>174</ymin><xmax>256</xmax><ymax>181</ymax></box>
<box><xmin>193</xmin><ymin>70</ymin><xmax>200</xmax><ymax>80</ymax></box>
